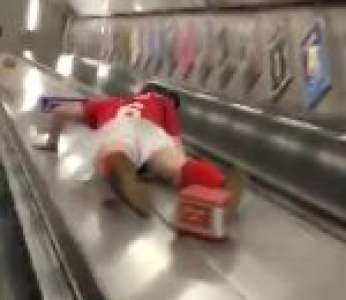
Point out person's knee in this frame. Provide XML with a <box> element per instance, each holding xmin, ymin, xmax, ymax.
<box><xmin>149</xmin><ymin>147</ymin><xmax>186</xmax><ymax>185</ymax></box>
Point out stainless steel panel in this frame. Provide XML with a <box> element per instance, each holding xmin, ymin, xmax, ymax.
<box><xmin>0</xmin><ymin>167</ymin><xmax>41</xmax><ymax>300</ymax></box>
<box><xmin>65</xmin><ymin>0</ymin><xmax>316</xmax><ymax>16</ymax></box>
<box><xmin>67</xmin><ymin>0</ymin><xmax>207</xmax><ymax>16</ymax></box>
<box><xmin>208</xmin><ymin>0</ymin><xmax>310</xmax><ymax>6</ymax></box>
<box><xmin>0</xmin><ymin>55</ymin><xmax>345</xmax><ymax>300</ymax></box>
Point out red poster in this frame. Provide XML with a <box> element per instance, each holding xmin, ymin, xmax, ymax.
<box><xmin>175</xmin><ymin>20</ymin><xmax>197</xmax><ymax>78</ymax></box>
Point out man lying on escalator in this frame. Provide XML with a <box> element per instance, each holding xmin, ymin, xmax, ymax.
<box><xmin>33</xmin><ymin>83</ymin><xmax>230</xmax><ymax>217</ymax></box>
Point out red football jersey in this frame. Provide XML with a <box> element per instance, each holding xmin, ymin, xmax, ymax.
<box><xmin>82</xmin><ymin>92</ymin><xmax>182</xmax><ymax>137</ymax></box>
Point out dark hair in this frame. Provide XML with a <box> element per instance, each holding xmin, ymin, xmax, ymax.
<box><xmin>140</xmin><ymin>82</ymin><xmax>180</xmax><ymax>108</ymax></box>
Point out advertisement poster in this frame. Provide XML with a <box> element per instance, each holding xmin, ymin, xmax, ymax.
<box><xmin>130</xmin><ymin>26</ymin><xmax>142</xmax><ymax>67</ymax></box>
<box><xmin>243</xmin><ymin>42</ymin><xmax>262</xmax><ymax>94</ymax></box>
<box><xmin>98</xmin><ymin>20</ymin><xmax>115</xmax><ymax>61</ymax></box>
<box><xmin>242</xmin><ymin>21</ymin><xmax>262</xmax><ymax>94</ymax></box>
<box><xmin>215</xmin><ymin>26</ymin><xmax>236</xmax><ymax>89</ymax></box>
<box><xmin>117</xmin><ymin>25</ymin><xmax>131</xmax><ymax>64</ymax></box>
<box><xmin>269</xmin><ymin>30</ymin><xmax>292</xmax><ymax>100</ymax></box>
<box><xmin>162</xmin><ymin>20</ymin><xmax>176</xmax><ymax>76</ymax></box>
<box><xmin>143</xmin><ymin>25</ymin><xmax>157</xmax><ymax>72</ymax></box>
<box><xmin>219</xmin><ymin>62</ymin><xmax>236</xmax><ymax>89</ymax></box>
<box><xmin>216</xmin><ymin>26</ymin><xmax>230</xmax><ymax>66</ymax></box>
<box><xmin>139</xmin><ymin>25</ymin><xmax>152</xmax><ymax>71</ymax></box>
<box><xmin>301</xmin><ymin>20</ymin><xmax>332</xmax><ymax>108</ymax></box>
<box><xmin>197</xmin><ymin>19</ymin><xmax>215</xmax><ymax>85</ymax></box>
<box><xmin>151</xmin><ymin>24</ymin><xmax>165</xmax><ymax>74</ymax></box>
<box><xmin>175</xmin><ymin>20</ymin><xmax>197</xmax><ymax>79</ymax></box>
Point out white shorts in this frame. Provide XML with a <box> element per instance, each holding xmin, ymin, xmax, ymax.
<box><xmin>94</xmin><ymin>118</ymin><xmax>175</xmax><ymax>168</ymax></box>
<box><xmin>58</xmin><ymin>118</ymin><xmax>175</xmax><ymax>181</ymax></box>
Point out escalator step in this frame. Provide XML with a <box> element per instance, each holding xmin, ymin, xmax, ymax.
<box><xmin>0</xmin><ymin>165</ymin><xmax>42</xmax><ymax>300</ymax></box>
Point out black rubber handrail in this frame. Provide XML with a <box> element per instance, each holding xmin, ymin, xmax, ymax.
<box><xmin>145</xmin><ymin>80</ymin><xmax>346</xmax><ymax>225</ymax></box>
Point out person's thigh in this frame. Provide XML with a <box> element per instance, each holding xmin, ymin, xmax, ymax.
<box><xmin>148</xmin><ymin>146</ymin><xmax>186</xmax><ymax>186</ymax></box>
<box><xmin>133</xmin><ymin>119</ymin><xmax>186</xmax><ymax>185</ymax></box>
<box><xmin>94</xmin><ymin>119</ymin><xmax>139</xmax><ymax>177</ymax></box>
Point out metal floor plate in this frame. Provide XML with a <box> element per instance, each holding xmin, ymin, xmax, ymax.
<box><xmin>0</xmin><ymin>165</ymin><xmax>40</xmax><ymax>300</ymax></box>
<box><xmin>0</xmin><ymin>54</ymin><xmax>345</xmax><ymax>300</ymax></box>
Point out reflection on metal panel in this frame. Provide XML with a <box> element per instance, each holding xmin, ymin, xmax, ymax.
<box><xmin>23</xmin><ymin>49</ymin><xmax>34</xmax><ymax>61</ymax></box>
<box><xmin>22</xmin><ymin>68</ymin><xmax>44</xmax><ymax>112</ymax></box>
<box><xmin>67</xmin><ymin>0</ymin><xmax>207</xmax><ymax>15</ymax></box>
<box><xmin>26</xmin><ymin>0</ymin><xmax>40</xmax><ymax>31</ymax></box>
<box><xmin>97</xmin><ymin>62</ymin><xmax>111</xmax><ymax>80</ymax></box>
<box><xmin>55</xmin><ymin>54</ymin><xmax>75</xmax><ymax>77</ymax></box>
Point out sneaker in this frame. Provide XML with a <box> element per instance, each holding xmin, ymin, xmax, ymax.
<box><xmin>108</xmin><ymin>152</ymin><xmax>151</xmax><ymax>218</ymax></box>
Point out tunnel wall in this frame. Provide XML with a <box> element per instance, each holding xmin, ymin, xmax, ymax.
<box><xmin>2</xmin><ymin>1</ymin><xmax>346</xmax><ymax>221</ymax></box>
<box><xmin>59</xmin><ymin>4</ymin><xmax>346</xmax><ymax>222</ymax></box>
<box><xmin>64</xmin><ymin>6</ymin><xmax>346</xmax><ymax>132</ymax></box>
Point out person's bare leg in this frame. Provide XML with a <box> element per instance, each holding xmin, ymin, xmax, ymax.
<box><xmin>149</xmin><ymin>145</ymin><xmax>246</xmax><ymax>202</ymax></box>
<box><xmin>107</xmin><ymin>152</ymin><xmax>151</xmax><ymax>217</ymax></box>
<box><xmin>148</xmin><ymin>145</ymin><xmax>187</xmax><ymax>187</ymax></box>
<box><xmin>33</xmin><ymin>103</ymin><xmax>85</xmax><ymax>150</ymax></box>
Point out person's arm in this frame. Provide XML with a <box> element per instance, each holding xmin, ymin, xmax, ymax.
<box><xmin>48</xmin><ymin>97</ymin><xmax>117</xmax><ymax>144</ymax></box>
<box><xmin>34</xmin><ymin>96</ymin><xmax>121</xmax><ymax>150</ymax></box>
<box><xmin>31</xmin><ymin>102</ymin><xmax>86</xmax><ymax>150</ymax></box>
<box><xmin>46</xmin><ymin>102</ymin><xmax>86</xmax><ymax>147</ymax></box>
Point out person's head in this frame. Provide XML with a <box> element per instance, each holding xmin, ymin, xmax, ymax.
<box><xmin>138</xmin><ymin>82</ymin><xmax>181</xmax><ymax>108</ymax></box>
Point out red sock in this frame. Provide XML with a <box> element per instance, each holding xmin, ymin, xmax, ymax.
<box><xmin>180</xmin><ymin>159</ymin><xmax>224</xmax><ymax>188</ymax></box>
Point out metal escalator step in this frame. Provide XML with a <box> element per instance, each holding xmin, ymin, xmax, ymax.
<box><xmin>0</xmin><ymin>165</ymin><xmax>42</xmax><ymax>300</ymax></box>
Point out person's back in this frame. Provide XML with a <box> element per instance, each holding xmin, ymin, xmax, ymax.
<box><xmin>84</xmin><ymin>91</ymin><xmax>181</xmax><ymax>139</ymax></box>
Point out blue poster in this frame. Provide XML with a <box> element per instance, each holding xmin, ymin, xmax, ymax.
<box><xmin>301</xmin><ymin>20</ymin><xmax>332</xmax><ymax>108</ymax></box>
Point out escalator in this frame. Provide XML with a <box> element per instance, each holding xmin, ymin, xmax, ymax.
<box><xmin>0</xmin><ymin>165</ymin><xmax>41</xmax><ymax>300</ymax></box>
<box><xmin>0</xmin><ymin>54</ymin><xmax>345</xmax><ymax>300</ymax></box>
